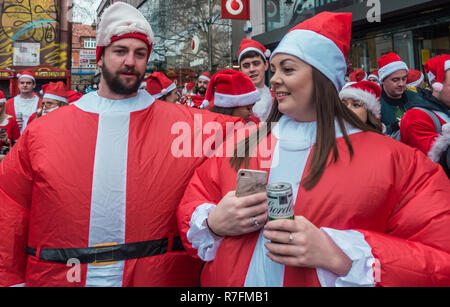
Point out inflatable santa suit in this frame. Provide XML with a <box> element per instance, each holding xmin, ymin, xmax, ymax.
<box><xmin>0</xmin><ymin>2</ymin><xmax>239</xmax><ymax>287</ymax></box>
<box><xmin>177</xmin><ymin>12</ymin><xmax>450</xmax><ymax>287</ymax></box>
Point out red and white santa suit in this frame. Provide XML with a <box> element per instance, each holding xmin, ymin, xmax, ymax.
<box><xmin>5</xmin><ymin>71</ymin><xmax>41</xmax><ymax>134</ymax></box>
<box><xmin>401</xmin><ymin>55</ymin><xmax>450</xmax><ymax>165</ymax></box>
<box><xmin>0</xmin><ymin>85</ymin><xmax>241</xmax><ymax>286</ymax></box>
<box><xmin>177</xmin><ymin>114</ymin><xmax>450</xmax><ymax>287</ymax></box>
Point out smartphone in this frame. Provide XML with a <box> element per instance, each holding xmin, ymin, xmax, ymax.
<box><xmin>235</xmin><ymin>169</ymin><xmax>268</xmax><ymax>197</ymax></box>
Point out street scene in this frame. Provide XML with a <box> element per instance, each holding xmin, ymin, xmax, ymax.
<box><xmin>0</xmin><ymin>0</ymin><xmax>449</xmax><ymax>289</ymax></box>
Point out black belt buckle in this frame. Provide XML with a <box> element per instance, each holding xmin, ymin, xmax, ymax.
<box><xmin>92</xmin><ymin>243</ymin><xmax>118</xmax><ymax>266</ymax></box>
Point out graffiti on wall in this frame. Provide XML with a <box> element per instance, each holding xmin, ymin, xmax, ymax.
<box><xmin>0</xmin><ymin>0</ymin><xmax>68</xmax><ymax>69</ymax></box>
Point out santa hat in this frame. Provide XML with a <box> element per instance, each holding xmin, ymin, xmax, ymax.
<box><xmin>198</xmin><ymin>72</ymin><xmax>211</xmax><ymax>82</ymax></box>
<box><xmin>0</xmin><ymin>90</ymin><xmax>5</xmax><ymax>103</ymax></box>
<box><xmin>339</xmin><ymin>81</ymin><xmax>382</xmax><ymax>119</ymax></box>
<box><xmin>67</xmin><ymin>90</ymin><xmax>83</xmax><ymax>104</ymax></box>
<box><xmin>17</xmin><ymin>70</ymin><xmax>36</xmax><ymax>83</ymax></box>
<box><xmin>238</xmin><ymin>39</ymin><xmax>271</xmax><ymax>65</ymax></box>
<box><xmin>367</xmin><ymin>70</ymin><xmax>379</xmax><ymax>82</ymax></box>
<box><xmin>146</xmin><ymin>72</ymin><xmax>176</xmax><ymax>99</ymax></box>
<box><xmin>424</xmin><ymin>54</ymin><xmax>450</xmax><ymax>92</ymax></box>
<box><xmin>349</xmin><ymin>69</ymin><xmax>367</xmax><ymax>82</ymax></box>
<box><xmin>42</xmin><ymin>82</ymin><xmax>68</xmax><ymax>103</ymax></box>
<box><xmin>377</xmin><ymin>52</ymin><xmax>409</xmax><ymax>82</ymax></box>
<box><xmin>271</xmin><ymin>12</ymin><xmax>352</xmax><ymax>92</ymax></box>
<box><xmin>406</xmin><ymin>69</ymin><xmax>424</xmax><ymax>88</ymax></box>
<box><xmin>182</xmin><ymin>82</ymin><xmax>195</xmax><ymax>95</ymax></box>
<box><xmin>96</xmin><ymin>2</ymin><xmax>154</xmax><ymax>63</ymax></box>
<box><xmin>202</xmin><ymin>69</ymin><xmax>260</xmax><ymax>109</ymax></box>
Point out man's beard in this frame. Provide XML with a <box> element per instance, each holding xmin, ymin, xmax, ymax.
<box><xmin>101</xmin><ymin>62</ymin><xmax>144</xmax><ymax>95</ymax></box>
<box><xmin>196</xmin><ymin>85</ymin><xmax>207</xmax><ymax>95</ymax></box>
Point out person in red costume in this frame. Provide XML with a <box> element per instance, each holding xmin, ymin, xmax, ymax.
<box><xmin>177</xmin><ymin>12</ymin><xmax>450</xmax><ymax>287</ymax></box>
<box><xmin>0</xmin><ymin>2</ymin><xmax>239</xmax><ymax>287</ymax></box>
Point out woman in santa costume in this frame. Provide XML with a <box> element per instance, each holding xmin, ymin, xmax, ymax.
<box><xmin>206</xmin><ymin>69</ymin><xmax>260</xmax><ymax>124</ymax></box>
<box><xmin>0</xmin><ymin>2</ymin><xmax>239</xmax><ymax>287</ymax></box>
<box><xmin>339</xmin><ymin>81</ymin><xmax>383</xmax><ymax>133</ymax></box>
<box><xmin>177</xmin><ymin>12</ymin><xmax>450</xmax><ymax>287</ymax></box>
<box><xmin>400</xmin><ymin>54</ymin><xmax>450</xmax><ymax>178</ymax></box>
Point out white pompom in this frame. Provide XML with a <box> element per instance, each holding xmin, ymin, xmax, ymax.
<box><xmin>264</xmin><ymin>49</ymin><xmax>271</xmax><ymax>58</ymax></box>
<box><xmin>161</xmin><ymin>88</ymin><xmax>168</xmax><ymax>96</ymax></box>
<box><xmin>443</xmin><ymin>123</ymin><xmax>450</xmax><ymax>136</ymax></box>
<box><xmin>200</xmin><ymin>100</ymin><xmax>209</xmax><ymax>109</ymax></box>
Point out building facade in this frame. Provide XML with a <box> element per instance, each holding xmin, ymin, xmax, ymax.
<box><xmin>71</xmin><ymin>23</ymin><xmax>97</xmax><ymax>92</ymax></box>
<box><xmin>249</xmin><ymin>0</ymin><xmax>450</xmax><ymax>78</ymax></box>
<box><xmin>0</xmin><ymin>0</ymin><xmax>72</xmax><ymax>97</ymax></box>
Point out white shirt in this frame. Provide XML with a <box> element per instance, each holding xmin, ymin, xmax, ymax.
<box><xmin>253</xmin><ymin>86</ymin><xmax>273</xmax><ymax>122</ymax></box>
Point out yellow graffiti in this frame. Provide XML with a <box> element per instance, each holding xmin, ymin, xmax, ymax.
<box><xmin>0</xmin><ymin>0</ymin><xmax>67</xmax><ymax>69</ymax></box>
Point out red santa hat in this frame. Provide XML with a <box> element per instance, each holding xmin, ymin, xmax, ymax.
<box><xmin>95</xmin><ymin>2</ymin><xmax>154</xmax><ymax>63</ymax></box>
<box><xmin>271</xmin><ymin>12</ymin><xmax>352</xmax><ymax>92</ymax></box>
<box><xmin>406</xmin><ymin>69</ymin><xmax>424</xmax><ymax>88</ymax></box>
<box><xmin>367</xmin><ymin>70</ymin><xmax>379</xmax><ymax>82</ymax></box>
<box><xmin>424</xmin><ymin>54</ymin><xmax>450</xmax><ymax>92</ymax></box>
<box><xmin>67</xmin><ymin>90</ymin><xmax>83</xmax><ymax>104</ymax></box>
<box><xmin>349</xmin><ymin>69</ymin><xmax>367</xmax><ymax>82</ymax></box>
<box><xmin>42</xmin><ymin>82</ymin><xmax>68</xmax><ymax>103</ymax></box>
<box><xmin>238</xmin><ymin>38</ymin><xmax>271</xmax><ymax>65</ymax></box>
<box><xmin>146</xmin><ymin>72</ymin><xmax>176</xmax><ymax>99</ymax></box>
<box><xmin>198</xmin><ymin>72</ymin><xmax>211</xmax><ymax>82</ymax></box>
<box><xmin>0</xmin><ymin>90</ymin><xmax>6</xmax><ymax>103</ymax></box>
<box><xmin>182</xmin><ymin>82</ymin><xmax>195</xmax><ymax>95</ymax></box>
<box><xmin>377</xmin><ymin>52</ymin><xmax>409</xmax><ymax>82</ymax></box>
<box><xmin>17</xmin><ymin>70</ymin><xmax>36</xmax><ymax>83</ymax></box>
<box><xmin>339</xmin><ymin>81</ymin><xmax>382</xmax><ymax>119</ymax></box>
<box><xmin>202</xmin><ymin>69</ymin><xmax>260</xmax><ymax>109</ymax></box>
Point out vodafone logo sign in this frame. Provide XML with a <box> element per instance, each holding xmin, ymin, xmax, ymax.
<box><xmin>221</xmin><ymin>0</ymin><xmax>249</xmax><ymax>20</ymax></box>
<box><xmin>225</xmin><ymin>0</ymin><xmax>243</xmax><ymax>16</ymax></box>
<box><xmin>191</xmin><ymin>35</ymin><xmax>200</xmax><ymax>54</ymax></box>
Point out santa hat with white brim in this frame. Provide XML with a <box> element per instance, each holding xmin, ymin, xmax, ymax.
<box><xmin>146</xmin><ymin>72</ymin><xmax>176</xmax><ymax>99</ymax></box>
<box><xmin>198</xmin><ymin>72</ymin><xmax>211</xmax><ymax>82</ymax></box>
<box><xmin>377</xmin><ymin>52</ymin><xmax>409</xmax><ymax>82</ymax></box>
<box><xmin>270</xmin><ymin>12</ymin><xmax>352</xmax><ymax>92</ymax></box>
<box><xmin>424</xmin><ymin>54</ymin><xmax>450</xmax><ymax>92</ymax></box>
<box><xmin>17</xmin><ymin>70</ymin><xmax>36</xmax><ymax>83</ymax></box>
<box><xmin>42</xmin><ymin>81</ymin><xmax>68</xmax><ymax>103</ymax></box>
<box><xmin>96</xmin><ymin>2</ymin><xmax>154</xmax><ymax>63</ymax></box>
<box><xmin>238</xmin><ymin>39</ymin><xmax>271</xmax><ymax>65</ymax></box>
<box><xmin>339</xmin><ymin>81</ymin><xmax>382</xmax><ymax>119</ymax></box>
<box><xmin>202</xmin><ymin>69</ymin><xmax>260</xmax><ymax>109</ymax></box>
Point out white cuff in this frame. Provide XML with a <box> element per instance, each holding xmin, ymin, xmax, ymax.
<box><xmin>187</xmin><ymin>203</ymin><xmax>223</xmax><ymax>261</ymax></box>
<box><xmin>316</xmin><ymin>228</ymin><xmax>377</xmax><ymax>287</ymax></box>
<box><xmin>10</xmin><ymin>283</ymin><xmax>25</xmax><ymax>287</ymax></box>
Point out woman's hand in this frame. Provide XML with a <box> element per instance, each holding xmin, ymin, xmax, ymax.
<box><xmin>207</xmin><ymin>191</ymin><xmax>268</xmax><ymax>238</ymax></box>
<box><xmin>263</xmin><ymin>216</ymin><xmax>352</xmax><ymax>277</ymax></box>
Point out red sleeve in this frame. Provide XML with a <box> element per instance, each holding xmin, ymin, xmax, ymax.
<box><xmin>9</xmin><ymin>117</ymin><xmax>21</xmax><ymax>142</ymax></box>
<box><xmin>5</xmin><ymin>98</ymin><xmax>15</xmax><ymax>117</ymax></box>
<box><xmin>176</xmin><ymin>152</ymin><xmax>225</xmax><ymax>260</ymax></box>
<box><xmin>356</xmin><ymin>148</ymin><xmax>450</xmax><ymax>286</ymax></box>
<box><xmin>400</xmin><ymin>108</ymin><xmax>443</xmax><ymax>155</ymax></box>
<box><xmin>0</xmin><ymin>129</ymin><xmax>34</xmax><ymax>286</ymax></box>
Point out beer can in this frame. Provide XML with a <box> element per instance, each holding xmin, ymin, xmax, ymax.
<box><xmin>267</xmin><ymin>182</ymin><xmax>294</xmax><ymax>220</ymax></box>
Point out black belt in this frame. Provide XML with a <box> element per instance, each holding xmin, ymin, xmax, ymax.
<box><xmin>25</xmin><ymin>237</ymin><xmax>184</xmax><ymax>264</ymax></box>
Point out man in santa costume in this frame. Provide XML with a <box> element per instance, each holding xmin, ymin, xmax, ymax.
<box><xmin>177</xmin><ymin>12</ymin><xmax>450</xmax><ymax>287</ymax></box>
<box><xmin>238</xmin><ymin>39</ymin><xmax>273</xmax><ymax>122</ymax></box>
<box><xmin>0</xmin><ymin>2</ymin><xmax>238</xmax><ymax>287</ymax></box>
<box><xmin>5</xmin><ymin>70</ymin><xmax>41</xmax><ymax>134</ymax></box>
<box><xmin>401</xmin><ymin>54</ymin><xmax>450</xmax><ymax>178</ymax></box>
<box><xmin>377</xmin><ymin>52</ymin><xmax>425</xmax><ymax>135</ymax></box>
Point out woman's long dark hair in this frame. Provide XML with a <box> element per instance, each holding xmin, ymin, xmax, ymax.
<box><xmin>229</xmin><ymin>67</ymin><xmax>382</xmax><ymax>191</ymax></box>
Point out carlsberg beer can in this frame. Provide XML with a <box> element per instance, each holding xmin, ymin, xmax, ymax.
<box><xmin>267</xmin><ymin>183</ymin><xmax>294</xmax><ymax>220</ymax></box>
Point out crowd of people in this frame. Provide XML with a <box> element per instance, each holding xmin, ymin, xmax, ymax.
<box><xmin>0</xmin><ymin>2</ymin><xmax>449</xmax><ymax>287</ymax></box>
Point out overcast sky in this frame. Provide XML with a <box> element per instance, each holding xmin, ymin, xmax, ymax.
<box><xmin>72</xmin><ymin>0</ymin><xmax>102</xmax><ymax>24</ymax></box>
